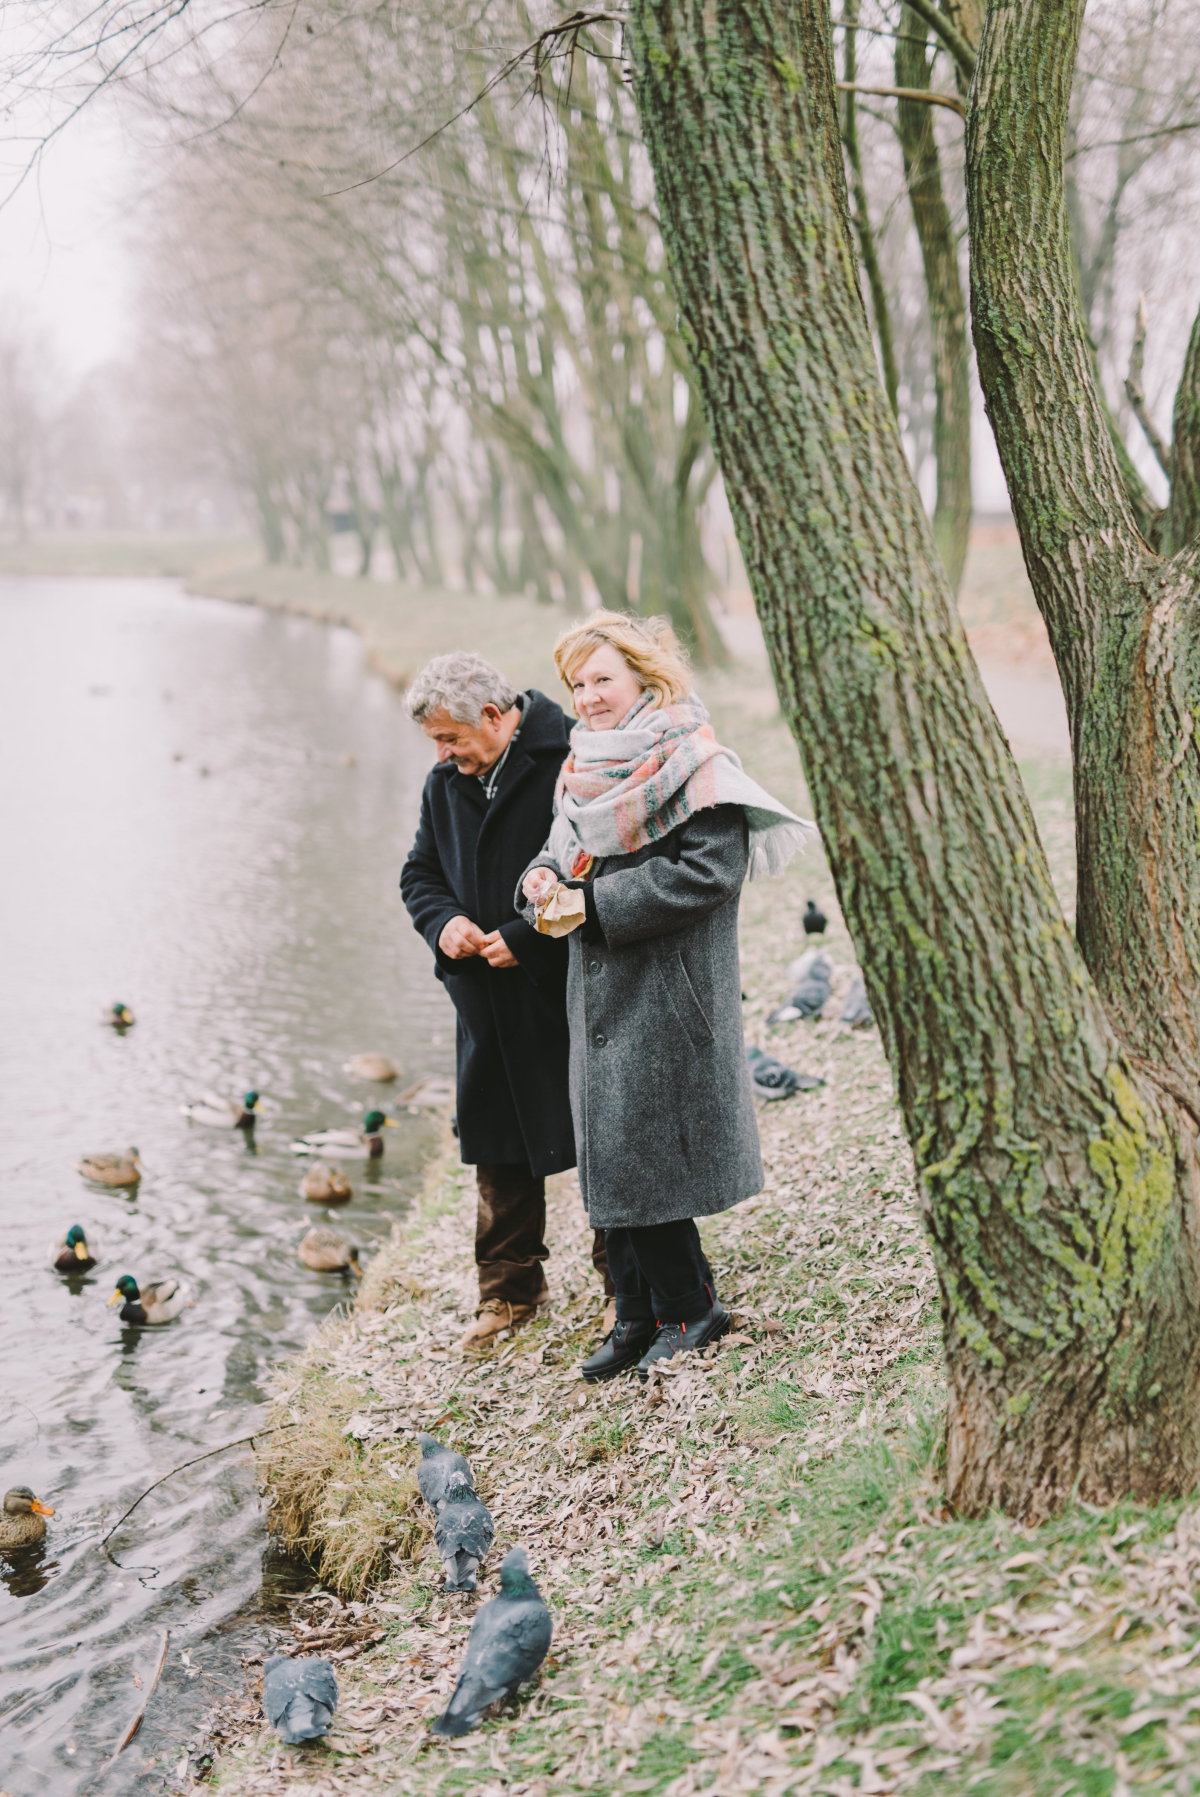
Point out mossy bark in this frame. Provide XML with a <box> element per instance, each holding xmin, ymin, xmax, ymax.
<box><xmin>627</xmin><ymin>0</ymin><xmax>1200</xmax><ymax>1518</ymax></box>
<box><xmin>1169</xmin><ymin>308</ymin><xmax>1200</xmax><ymax>555</ymax></box>
<box><xmin>895</xmin><ymin>8</ymin><xmax>971</xmax><ymax>594</ymax></box>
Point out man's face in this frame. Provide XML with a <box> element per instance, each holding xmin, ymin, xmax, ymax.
<box><xmin>421</xmin><ymin>705</ymin><xmax>509</xmax><ymax>777</ymax></box>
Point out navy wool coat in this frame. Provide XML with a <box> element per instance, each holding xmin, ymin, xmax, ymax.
<box><xmin>519</xmin><ymin>805</ymin><xmax>763</xmax><ymax>1228</ymax></box>
<box><xmin>400</xmin><ymin>691</ymin><xmax>576</xmax><ymax>1178</ymax></box>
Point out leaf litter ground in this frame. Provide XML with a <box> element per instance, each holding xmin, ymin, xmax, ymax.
<box><xmin>201</xmin><ymin>826</ymin><xmax>1200</xmax><ymax>1797</ymax></box>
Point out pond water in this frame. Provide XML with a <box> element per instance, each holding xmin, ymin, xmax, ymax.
<box><xmin>0</xmin><ymin>577</ymin><xmax>454</xmax><ymax>1791</ymax></box>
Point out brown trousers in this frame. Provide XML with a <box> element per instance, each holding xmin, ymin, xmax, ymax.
<box><xmin>475</xmin><ymin>1161</ymin><xmax>614</xmax><ymax>1307</ymax></box>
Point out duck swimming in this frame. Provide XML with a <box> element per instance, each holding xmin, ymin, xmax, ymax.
<box><xmin>105</xmin><ymin>1003</ymin><xmax>135</xmax><ymax>1030</ymax></box>
<box><xmin>343</xmin><ymin>1054</ymin><xmax>401</xmax><ymax>1081</ymax></box>
<box><xmin>0</xmin><ymin>1488</ymin><xmax>54</xmax><ymax>1548</ymax></box>
<box><xmin>299</xmin><ymin>1162</ymin><xmax>354</xmax><ymax>1204</ymax></box>
<box><xmin>181</xmin><ymin>1090</ymin><xmax>260</xmax><ymax>1129</ymax></box>
<box><xmin>78</xmin><ymin>1149</ymin><xmax>141</xmax><ymax>1188</ymax></box>
<box><xmin>298</xmin><ymin>1228</ymin><xmax>362</xmax><ymax>1274</ymax></box>
<box><xmin>290</xmin><ymin>1110</ymin><xmax>395</xmax><ymax>1160</ymax></box>
<box><xmin>51</xmin><ymin>1225</ymin><xmax>98</xmax><ymax>1272</ymax></box>
<box><xmin>107</xmin><ymin>1275</ymin><xmax>188</xmax><ymax>1325</ymax></box>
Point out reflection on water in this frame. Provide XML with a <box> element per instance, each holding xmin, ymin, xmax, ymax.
<box><xmin>0</xmin><ymin>577</ymin><xmax>454</xmax><ymax>1792</ymax></box>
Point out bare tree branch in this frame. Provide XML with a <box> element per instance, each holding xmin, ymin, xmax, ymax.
<box><xmin>836</xmin><ymin>80</ymin><xmax>965</xmax><ymax>119</ymax></box>
<box><xmin>1125</xmin><ymin>294</ymin><xmax>1172</xmax><ymax>480</ymax></box>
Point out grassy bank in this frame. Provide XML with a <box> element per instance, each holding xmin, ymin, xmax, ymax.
<box><xmin>199</xmin><ymin>823</ymin><xmax>1200</xmax><ymax>1797</ymax></box>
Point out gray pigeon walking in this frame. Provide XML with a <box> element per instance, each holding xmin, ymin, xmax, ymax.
<box><xmin>416</xmin><ymin>1432</ymin><xmax>474</xmax><ymax>1512</ymax></box>
<box><xmin>434</xmin><ymin>1478</ymin><xmax>495</xmax><ymax>1591</ymax></box>
<box><xmin>262</xmin><ymin>1654</ymin><xmax>338</xmax><ymax>1744</ymax></box>
<box><xmin>840</xmin><ymin>972</ymin><xmax>875</xmax><ymax>1029</ymax></box>
<box><xmin>429</xmin><ymin>1548</ymin><xmax>553</xmax><ymax>1736</ymax></box>
<box><xmin>769</xmin><ymin>950</ymin><xmax>833</xmax><ymax>1022</ymax></box>
<box><xmin>747</xmin><ymin>1045</ymin><xmax>824</xmax><ymax>1099</ymax></box>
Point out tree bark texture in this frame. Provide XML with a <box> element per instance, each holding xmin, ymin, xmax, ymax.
<box><xmin>968</xmin><ymin>0</ymin><xmax>1200</xmax><ymax>1117</ymax></box>
<box><xmin>840</xmin><ymin>0</ymin><xmax>900</xmax><ymax>421</ymax></box>
<box><xmin>895</xmin><ymin>9</ymin><xmax>972</xmax><ymax>593</ymax></box>
<box><xmin>627</xmin><ymin>0</ymin><xmax>1200</xmax><ymax>1518</ymax></box>
<box><xmin>1170</xmin><ymin>308</ymin><xmax>1200</xmax><ymax>555</ymax></box>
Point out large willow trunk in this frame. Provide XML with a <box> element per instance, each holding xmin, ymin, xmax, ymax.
<box><xmin>627</xmin><ymin>0</ymin><xmax>1200</xmax><ymax>1518</ymax></box>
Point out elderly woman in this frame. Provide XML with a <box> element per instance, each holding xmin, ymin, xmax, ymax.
<box><xmin>520</xmin><ymin>611</ymin><xmax>811</xmax><ymax>1382</ymax></box>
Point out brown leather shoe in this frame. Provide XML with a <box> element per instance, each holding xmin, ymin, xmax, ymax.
<box><xmin>459</xmin><ymin>1298</ymin><xmax>537</xmax><ymax>1351</ymax></box>
<box><xmin>600</xmin><ymin>1297</ymin><xmax>617</xmax><ymax>1335</ymax></box>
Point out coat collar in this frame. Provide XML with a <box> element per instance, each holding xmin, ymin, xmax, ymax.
<box><xmin>438</xmin><ymin>690</ymin><xmax>570</xmax><ymax>811</ymax></box>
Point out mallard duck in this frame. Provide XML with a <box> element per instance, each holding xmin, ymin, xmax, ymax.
<box><xmin>50</xmin><ymin>1225</ymin><xmax>98</xmax><ymax>1271</ymax></box>
<box><xmin>0</xmin><ymin>1487</ymin><xmax>54</xmax><ymax>1548</ymax></box>
<box><xmin>181</xmin><ymin>1090</ymin><xmax>260</xmax><ymax>1129</ymax></box>
<box><xmin>299</xmin><ymin>1162</ymin><xmax>354</xmax><ymax>1204</ymax></box>
<box><xmin>107</xmin><ymin>1274</ymin><xmax>188</xmax><ymax>1325</ymax></box>
<box><xmin>343</xmin><ymin>1054</ymin><xmax>401</xmax><ymax>1081</ymax></box>
<box><xmin>104</xmin><ymin>1002</ymin><xmax>135</xmax><ymax>1030</ymax></box>
<box><xmin>397</xmin><ymin>1076</ymin><xmax>456</xmax><ymax>1109</ymax></box>
<box><xmin>298</xmin><ymin>1228</ymin><xmax>362</xmax><ymax>1274</ymax></box>
<box><xmin>78</xmin><ymin>1149</ymin><xmax>141</xmax><ymax>1188</ymax></box>
<box><xmin>290</xmin><ymin>1110</ymin><xmax>394</xmax><ymax>1160</ymax></box>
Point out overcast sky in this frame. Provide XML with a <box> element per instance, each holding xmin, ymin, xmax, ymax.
<box><xmin>0</xmin><ymin>96</ymin><xmax>135</xmax><ymax>377</ymax></box>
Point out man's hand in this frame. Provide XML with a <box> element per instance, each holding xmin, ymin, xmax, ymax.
<box><xmin>439</xmin><ymin>915</ymin><xmax>488</xmax><ymax>959</ymax></box>
<box><xmin>522</xmin><ymin>866</ymin><xmax>558</xmax><ymax>904</ymax></box>
<box><xmin>480</xmin><ymin>930</ymin><xmax>519</xmax><ymax>969</ymax></box>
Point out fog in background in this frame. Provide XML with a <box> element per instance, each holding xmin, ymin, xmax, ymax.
<box><xmin>0</xmin><ymin>0</ymin><xmax>1197</xmax><ymax>625</ymax></box>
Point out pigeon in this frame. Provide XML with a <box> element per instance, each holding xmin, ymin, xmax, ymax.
<box><xmin>262</xmin><ymin>1654</ymin><xmax>338</xmax><ymax>1744</ymax></box>
<box><xmin>429</xmin><ymin>1548</ymin><xmax>553</xmax><ymax>1737</ymax></box>
<box><xmin>840</xmin><ymin>972</ymin><xmax>875</xmax><ymax>1029</ymax></box>
<box><xmin>416</xmin><ymin>1433</ymin><xmax>475</xmax><ymax>1512</ymax></box>
<box><xmin>434</xmin><ymin>1478</ymin><xmax>495</xmax><ymax>1591</ymax></box>
<box><xmin>768</xmin><ymin>950</ymin><xmax>833</xmax><ymax>1022</ymax></box>
<box><xmin>803</xmin><ymin>898</ymin><xmax>828</xmax><ymax>936</ymax></box>
<box><xmin>747</xmin><ymin>1045</ymin><xmax>824</xmax><ymax>1098</ymax></box>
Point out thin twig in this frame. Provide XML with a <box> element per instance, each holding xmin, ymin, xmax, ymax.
<box><xmin>1125</xmin><ymin>294</ymin><xmax>1173</xmax><ymax>480</ymax></box>
<box><xmin>836</xmin><ymin>80</ymin><xmax>965</xmax><ymax>118</ymax></box>
<box><xmin>119</xmin><ymin>1629</ymin><xmax>170</xmax><ymax>1753</ymax></box>
<box><xmin>321</xmin><ymin>9</ymin><xmax>623</xmax><ymax>200</ymax></box>
<box><xmin>1067</xmin><ymin>118</ymin><xmax>1200</xmax><ymax>160</ymax></box>
<box><xmin>86</xmin><ymin>1627</ymin><xmax>170</xmax><ymax>1783</ymax></box>
<box><xmin>100</xmin><ymin>1425</ymin><xmax>295</xmax><ymax>1548</ymax></box>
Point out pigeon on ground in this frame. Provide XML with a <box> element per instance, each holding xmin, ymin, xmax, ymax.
<box><xmin>416</xmin><ymin>1433</ymin><xmax>475</xmax><ymax>1513</ymax></box>
<box><xmin>746</xmin><ymin>1045</ymin><xmax>825</xmax><ymax>1098</ymax></box>
<box><xmin>262</xmin><ymin>1654</ymin><xmax>338</xmax><ymax>1744</ymax></box>
<box><xmin>803</xmin><ymin>898</ymin><xmax>828</xmax><ymax>936</ymax></box>
<box><xmin>768</xmin><ymin>950</ymin><xmax>833</xmax><ymax>1022</ymax></box>
<box><xmin>435</xmin><ymin>1478</ymin><xmax>495</xmax><ymax>1591</ymax></box>
<box><xmin>840</xmin><ymin>972</ymin><xmax>875</xmax><ymax>1029</ymax></box>
<box><xmin>429</xmin><ymin>1548</ymin><xmax>553</xmax><ymax>1737</ymax></box>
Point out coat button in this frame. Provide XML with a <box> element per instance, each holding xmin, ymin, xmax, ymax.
<box><xmin>588</xmin><ymin>959</ymin><xmax>600</xmax><ymax>972</ymax></box>
<box><xmin>594</xmin><ymin>1032</ymin><xmax>606</xmax><ymax>1045</ymax></box>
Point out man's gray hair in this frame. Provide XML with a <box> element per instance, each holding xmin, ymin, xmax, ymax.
<box><xmin>405</xmin><ymin>652</ymin><xmax>519</xmax><ymax>726</ymax></box>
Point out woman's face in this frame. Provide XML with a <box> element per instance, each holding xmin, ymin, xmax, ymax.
<box><xmin>571</xmin><ymin>642</ymin><xmax>644</xmax><ymax>731</ymax></box>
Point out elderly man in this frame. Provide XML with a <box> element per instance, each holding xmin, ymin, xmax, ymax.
<box><xmin>400</xmin><ymin>652</ymin><xmax>612</xmax><ymax>1349</ymax></box>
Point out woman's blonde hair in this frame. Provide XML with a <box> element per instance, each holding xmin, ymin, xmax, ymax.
<box><xmin>552</xmin><ymin>610</ymin><xmax>692</xmax><ymax>711</ymax></box>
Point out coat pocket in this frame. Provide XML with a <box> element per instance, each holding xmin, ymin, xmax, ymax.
<box><xmin>657</xmin><ymin>950</ymin><xmax>715</xmax><ymax>1050</ymax></box>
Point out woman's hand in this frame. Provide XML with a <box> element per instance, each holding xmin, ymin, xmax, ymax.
<box><xmin>522</xmin><ymin>866</ymin><xmax>558</xmax><ymax>904</ymax></box>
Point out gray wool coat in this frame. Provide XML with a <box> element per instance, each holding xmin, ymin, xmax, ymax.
<box><xmin>518</xmin><ymin>803</ymin><xmax>763</xmax><ymax>1230</ymax></box>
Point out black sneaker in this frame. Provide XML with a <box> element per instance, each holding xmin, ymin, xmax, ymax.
<box><xmin>637</xmin><ymin>1299</ymin><xmax>731</xmax><ymax>1381</ymax></box>
<box><xmin>581</xmin><ymin>1318</ymin><xmax>655</xmax><ymax>1383</ymax></box>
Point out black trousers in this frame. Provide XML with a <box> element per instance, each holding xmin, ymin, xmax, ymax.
<box><xmin>604</xmin><ymin>1220</ymin><xmax>714</xmax><ymax>1325</ymax></box>
<box><xmin>475</xmin><ymin>1162</ymin><xmax>614</xmax><ymax>1306</ymax></box>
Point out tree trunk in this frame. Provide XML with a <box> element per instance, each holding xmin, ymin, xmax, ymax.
<box><xmin>895</xmin><ymin>8</ymin><xmax>971</xmax><ymax>594</ymax></box>
<box><xmin>627</xmin><ymin>0</ymin><xmax>1200</xmax><ymax>1519</ymax></box>
<box><xmin>1169</xmin><ymin>307</ymin><xmax>1200</xmax><ymax>554</ymax></box>
<box><xmin>840</xmin><ymin>0</ymin><xmax>900</xmax><ymax>420</ymax></box>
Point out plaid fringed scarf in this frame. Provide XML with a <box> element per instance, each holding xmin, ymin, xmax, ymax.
<box><xmin>546</xmin><ymin>691</ymin><xmax>815</xmax><ymax>882</ymax></box>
